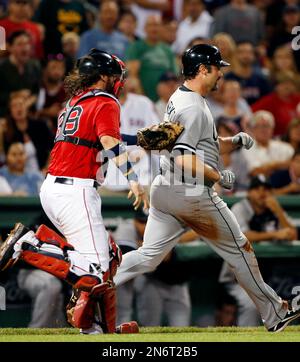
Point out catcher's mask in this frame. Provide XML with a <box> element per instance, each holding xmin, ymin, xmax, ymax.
<box><xmin>76</xmin><ymin>48</ymin><xmax>127</xmax><ymax>97</ymax></box>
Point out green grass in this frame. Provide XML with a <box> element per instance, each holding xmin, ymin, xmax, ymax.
<box><xmin>0</xmin><ymin>326</ymin><xmax>300</xmax><ymax>342</ymax></box>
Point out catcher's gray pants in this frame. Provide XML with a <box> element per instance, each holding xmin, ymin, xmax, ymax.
<box><xmin>18</xmin><ymin>269</ymin><xmax>66</xmax><ymax>328</ymax></box>
<box><xmin>115</xmin><ymin>175</ymin><xmax>287</xmax><ymax>329</ymax></box>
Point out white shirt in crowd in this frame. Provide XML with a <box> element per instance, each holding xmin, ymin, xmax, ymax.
<box><xmin>103</xmin><ymin>93</ymin><xmax>159</xmax><ymax>190</ymax></box>
<box><xmin>0</xmin><ymin>175</ymin><xmax>12</xmax><ymax>195</ymax></box>
<box><xmin>172</xmin><ymin>10</ymin><xmax>213</xmax><ymax>55</ymax></box>
<box><xmin>131</xmin><ymin>0</ymin><xmax>165</xmax><ymax>38</ymax></box>
<box><xmin>241</xmin><ymin>140</ymin><xmax>294</xmax><ymax>172</ymax></box>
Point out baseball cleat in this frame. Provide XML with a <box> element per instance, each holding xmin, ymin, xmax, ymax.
<box><xmin>268</xmin><ymin>309</ymin><xmax>300</xmax><ymax>333</ymax></box>
<box><xmin>115</xmin><ymin>321</ymin><xmax>139</xmax><ymax>334</ymax></box>
<box><xmin>0</xmin><ymin>223</ymin><xmax>29</xmax><ymax>272</ymax></box>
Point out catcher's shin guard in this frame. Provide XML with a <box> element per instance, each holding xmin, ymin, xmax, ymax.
<box><xmin>97</xmin><ymin>285</ymin><xmax>117</xmax><ymax>333</ymax></box>
<box><xmin>20</xmin><ymin>224</ymin><xmax>103</xmax><ymax>291</ymax></box>
<box><xmin>67</xmin><ymin>282</ymin><xmax>111</xmax><ymax>329</ymax></box>
<box><xmin>108</xmin><ymin>234</ymin><xmax>122</xmax><ymax>277</ymax></box>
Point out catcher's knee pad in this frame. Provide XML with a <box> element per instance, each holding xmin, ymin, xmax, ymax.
<box><xmin>108</xmin><ymin>234</ymin><xmax>122</xmax><ymax>277</ymax></box>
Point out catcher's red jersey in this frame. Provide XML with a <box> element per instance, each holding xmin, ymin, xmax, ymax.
<box><xmin>48</xmin><ymin>90</ymin><xmax>121</xmax><ymax>180</ymax></box>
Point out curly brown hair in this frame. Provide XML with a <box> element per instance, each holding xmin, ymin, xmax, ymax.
<box><xmin>64</xmin><ymin>69</ymin><xmax>102</xmax><ymax>97</ymax></box>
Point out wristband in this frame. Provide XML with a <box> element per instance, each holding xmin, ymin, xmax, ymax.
<box><xmin>118</xmin><ymin>160</ymin><xmax>138</xmax><ymax>182</ymax></box>
<box><xmin>105</xmin><ymin>142</ymin><xmax>127</xmax><ymax>159</ymax></box>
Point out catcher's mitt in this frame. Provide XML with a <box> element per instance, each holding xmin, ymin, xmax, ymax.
<box><xmin>137</xmin><ymin>121</ymin><xmax>184</xmax><ymax>151</ymax></box>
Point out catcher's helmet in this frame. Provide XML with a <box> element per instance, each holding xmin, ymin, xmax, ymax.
<box><xmin>182</xmin><ymin>44</ymin><xmax>230</xmax><ymax>77</ymax></box>
<box><xmin>77</xmin><ymin>48</ymin><xmax>126</xmax><ymax>96</ymax></box>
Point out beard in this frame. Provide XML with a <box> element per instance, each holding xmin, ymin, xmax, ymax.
<box><xmin>105</xmin><ymin>77</ymin><xmax>116</xmax><ymax>95</ymax></box>
<box><xmin>211</xmin><ymin>77</ymin><xmax>221</xmax><ymax>92</ymax></box>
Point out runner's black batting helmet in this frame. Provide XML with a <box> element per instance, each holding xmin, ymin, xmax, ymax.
<box><xmin>182</xmin><ymin>44</ymin><xmax>230</xmax><ymax>77</ymax></box>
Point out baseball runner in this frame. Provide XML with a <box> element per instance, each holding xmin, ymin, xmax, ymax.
<box><xmin>114</xmin><ymin>44</ymin><xmax>300</xmax><ymax>332</ymax></box>
<box><xmin>0</xmin><ymin>49</ymin><xmax>148</xmax><ymax>334</ymax></box>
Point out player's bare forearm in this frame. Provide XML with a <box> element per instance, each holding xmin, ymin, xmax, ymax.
<box><xmin>100</xmin><ymin>135</ymin><xmax>130</xmax><ymax>166</ymax></box>
<box><xmin>218</xmin><ymin>136</ymin><xmax>237</xmax><ymax>154</ymax></box>
<box><xmin>250</xmin><ymin>160</ymin><xmax>291</xmax><ymax>177</ymax></box>
<box><xmin>265</xmin><ymin>197</ymin><xmax>294</xmax><ymax>229</ymax></box>
<box><xmin>100</xmin><ymin>135</ymin><xmax>149</xmax><ymax>210</ymax></box>
<box><xmin>245</xmin><ymin>230</ymin><xmax>277</xmax><ymax>243</ymax></box>
<box><xmin>175</xmin><ymin>154</ymin><xmax>220</xmax><ymax>183</ymax></box>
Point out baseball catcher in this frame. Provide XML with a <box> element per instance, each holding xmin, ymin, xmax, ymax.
<box><xmin>0</xmin><ymin>48</ymin><xmax>149</xmax><ymax>334</ymax></box>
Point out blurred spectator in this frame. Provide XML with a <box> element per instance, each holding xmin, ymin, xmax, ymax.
<box><xmin>5</xmin><ymin>93</ymin><xmax>54</xmax><ymax>171</ymax></box>
<box><xmin>0</xmin><ymin>0</ymin><xmax>44</xmax><ymax>59</ymax></box>
<box><xmin>161</xmin><ymin>19</ymin><xmax>178</xmax><ymax>46</ymax></box>
<box><xmin>0</xmin><ymin>0</ymin><xmax>7</xmax><ymax>17</ymax></box>
<box><xmin>225</xmin><ymin>41</ymin><xmax>272</xmax><ymax>105</ymax></box>
<box><xmin>36</xmin><ymin>0</ymin><xmax>88</xmax><ymax>55</ymax></box>
<box><xmin>115</xmin><ymin>208</ymin><xmax>192</xmax><ymax>327</ymax></box>
<box><xmin>207</xmin><ymin>78</ymin><xmax>252</xmax><ymax>126</ymax></box>
<box><xmin>17</xmin><ymin>268</ymin><xmax>66</xmax><ymax>327</ymax></box>
<box><xmin>269</xmin><ymin>45</ymin><xmax>300</xmax><ymax>84</ymax></box>
<box><xmin>0</xmin><ymin>175</ymin><xmax>13</xmax><ymax>195</ymax></box>
<box><xmin>130</xmin><ymin>0</ymin><xmax>169</xmax><ymax>39</ymax></box>
<box><xmin>0</xmin><ymin>30</ymin><xmax>41</xmax><ymax>117</ymax></box>
<box><xmin>155</xmin><ymin>72</ymin><xmax>179</xmax><ymax>121</ymax></box>
<box><xmin>219</xmin><ymin>174</ymin><xmax>297</xmax><ymax>326</ymax></box>
<box><xmin>0</xmin><ymin>118</ymin><xmax>6</xmax><ymax>165</ymax></box>
<box><xmin>217</xmin><ymin>120</ymin><xmax>250</xmax><ymax>192</ymax></box>
<box><xmin>284</xmin><ymin>117</ymin><xmax>300</xmax><ymax>151</ymax></box>
<box><xmin>271</xmin><ymin>149</ymin><xmax>300</xmax><ymax>195</ymax></box>
<box><xmin>185</xmin><ymin>36</ymin><xmax>208</xmax><ymax>49</ymax></box>
<box><xmin>214</xmin><ymin>79</ymin><xmax>252</xmax><ymax>131</ymax></box>
<box><xmin>0</xmin><ymin>142</ymin><xmax>44</xmax><ymax>196</ymax></box>
<box><xmin>212</xmin><ymin>32</ymin><xmax>236</xmax><ymax>74</ymax></box>
<box><xmin>172</xmin><ymin>0</ymin><xmax>213</xmax><ymax>55</ymax></box>
<box><xmin>241</xmin><ymin>110</ymin><xmax>294</xmax><ymax>177</ymax></box>
<box><xmin>61</xmin><ymin>31</ymin><xmax>80</xmax><ymax>74</ymax></box>
<box><xmin>77</xmin><ymin>0</ymin><xmax>129</xmax><ymax>59</ymax></box>
<box><xmin>251</xmin><ymin>72</ymin><xmax>300</xmax><ymax>136</ymax></box>
<box><xmin>36</xmin><ymin>56</ymin><xmax>66</xmax><ymax>130</ymax></box>
<box><xmin>211</xmin><ymin>0</ymin><xmax>265</xmax><ymax>46</ymax></box>
<box><xmin>268</xmin><ymin>4</ymin><xmax>300</xmax><ymax>71</ymax></box>
<box><xmin>214</xmin><ymin>291</ymin><xmax>238</xmax><ymax>327</ymax></box>
<box><xmin>126</xmin><ymin>15</ymin><xmax>178</xmax><ymax>101</ymax></box>
<box><xmin>102</xmin><ymin>77</ymin><xmax>159</xmax><ymax>191</ymax></box>
<box><xmin>118</xmin><ymin>10</ymin><xmax>139</xmax><ymax>43</ymax></box>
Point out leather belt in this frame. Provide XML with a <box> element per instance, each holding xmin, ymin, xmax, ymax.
<box><xmin>54</xmin><ymin>177</ymin><xmax>99</xmax><ymax>189</ymax></box>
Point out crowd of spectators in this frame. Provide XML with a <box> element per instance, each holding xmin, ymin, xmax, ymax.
<box><xmin>0</xmin><ymin>0</ymin><xmax>299</xmax><ymax>195</ymax></box>
<box><xmin>0</xmin><ymin>0</ymin><xmax>300</xmax><ymax>329</ymax></box>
